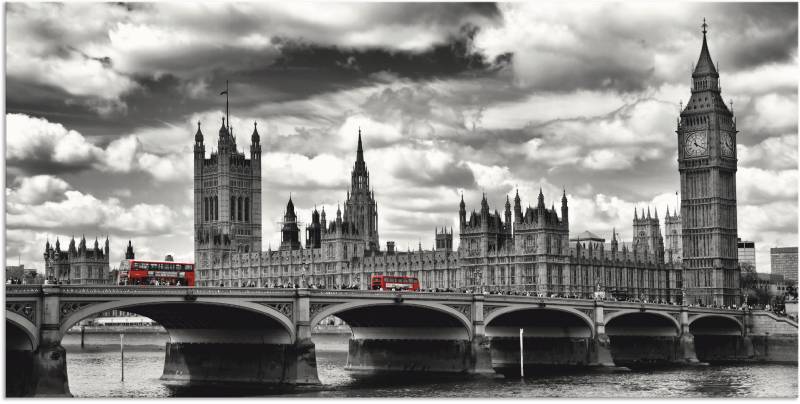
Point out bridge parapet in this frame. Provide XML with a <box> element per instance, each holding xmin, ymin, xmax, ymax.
<box><xmin>6</xmin><ymin>285</ymin><xmax>42</xmax><ymax>296</ymax></box>
<box><xmin>308</xmin><ymin>289</ymin><xmax>473</xmax><ymax>300</ymax></box>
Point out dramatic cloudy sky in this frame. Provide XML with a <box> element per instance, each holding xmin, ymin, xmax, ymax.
<box><xmin>5</xmin><ymin>2</ymin><xmax>797</xmax><ymax>273</ymax></box>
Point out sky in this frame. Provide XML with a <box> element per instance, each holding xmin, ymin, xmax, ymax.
<box><xmin>5</xmin><ymin>2</ymin><xmax>798</xmax><ymax>273</ymax></box>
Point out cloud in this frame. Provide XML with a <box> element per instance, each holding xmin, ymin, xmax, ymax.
<box><xmin>7</xmin><ymin>183</ymin><xmax>187</xmax><ymax>237</ymax></box>
<box><xmin>6</xmin><ymin>113</ymin><xmax>104</xmax><ymax>171</ymax></box>
<box><xmin>738</xmin><ymin>134</ymin><xmax>797</xmax><ymax>170</ymax></box>
<box><xmin>7</xmin><ymin>113</ymin><xmax>193</xmax><ymax>183</ymax></box>
<box><xmin>6</xmin><ymin>175</ymin><xmax>71</xmax><ymax>205</ymax></box>
<box><xmin>517</xmin><ymin>99</ymin><xmax>677</xmax><ymax>172</ymax></box>
<box><xmin>749</xmin><ymin>93</ymin><xmax>798</xmax><ymax>133</ymax></box>
<box><xmin>737</xmin><ymin>168</ymin><xmax>798</xmax><ymax>206</ymax></box>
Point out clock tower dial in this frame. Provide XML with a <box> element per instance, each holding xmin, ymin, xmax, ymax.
<box><xmin>676</xmin><ymin>21</ymin><xmax>739</xmax><ymax>307</ymax></box>
<box><xmin>720</xmin><ymin>131</ymin><xmax>734</xmax><ymax>157</ymax></box>
<box><xmin>683</xmin><ymin>131</ymin><xmax>708</xmax><ymax>157</ymax></box>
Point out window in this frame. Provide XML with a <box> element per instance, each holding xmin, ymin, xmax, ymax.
<box><xmin>238</xmin><ymin>197</ymin><xmax>243</xmax><ymax>221</ymax></box>
<box><xmin>245</xmin><ymin>198</ymin><xmax>250</xmax><ymax>222</ymax></box>
<box><xmin>231</xmin><ymin>196</ymin><xmax>236</xmax><ymax>220</ymax></box>
<box><xmin>214</xmin><ymin>196</ymin><xmax>218</xmax><ymax>221</ymax></box>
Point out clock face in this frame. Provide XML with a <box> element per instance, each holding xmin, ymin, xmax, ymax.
<box><xmin>684</xmin><ymin>131</ymin><xmax>708</xmax><ymax>157</ymax></box>
<box><xmin>720</xmin><ymin>132</ymin><xmax>735</xmax><ymax>157</ymax></box>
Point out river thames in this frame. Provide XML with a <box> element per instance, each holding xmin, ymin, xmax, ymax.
<box><xmin>62</xmin><ymin>333</ymin><xmax>797</xmax><ymax>398</ymax></box>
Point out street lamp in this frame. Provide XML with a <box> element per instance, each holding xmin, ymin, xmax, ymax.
<box><xmin>473</xmin><ymin>268</ymin><xmax>482</xmax><ymax>292</ymax></box>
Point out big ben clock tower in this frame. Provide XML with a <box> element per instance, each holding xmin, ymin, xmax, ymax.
<box><xmin>677</xmin><ymin>20</ymin><xmax>739</xmax><ymax>306</ymax></box>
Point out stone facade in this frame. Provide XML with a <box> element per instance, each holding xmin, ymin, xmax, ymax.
<box><xmin>664</xmin><ymin>207</ymin><xmax>682</xmax><ymax>264</ymax></box>
<box><xmin>194</xmin><ymin>117</ymin><xmax>262</xmax><ymax>283</ymax></box>
<box><xmin>43</xmin><ymin>236</ymin><xmax>110</xmax><ymax>284</ymax></box>
<box><xmin>677</xmin><ymin>23</ymin><xmax>739</xmax><ymax>306</ymax></box>
<box><xmin>343</xmin><ymin>130</ymin><xmax>379</xmax><ymax>252</ymax></box>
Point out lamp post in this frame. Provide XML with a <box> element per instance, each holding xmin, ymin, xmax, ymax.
<box><xmin>473</xmin><ymin>268</ymin><xmax>482</xmax><ymax>292</ymax></box>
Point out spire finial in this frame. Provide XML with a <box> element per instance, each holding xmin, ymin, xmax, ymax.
<box><xmin>701</xmin><ymin>18</ymin><xmax>708</xmax><ymax>35</ymax></box>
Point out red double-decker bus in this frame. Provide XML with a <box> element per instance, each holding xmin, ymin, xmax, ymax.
<box><xmin>117</xmin><ymin>259</ymin><xmax>195</xmax><ymax>286</ymax></box>
<box><xmin>370</xmin><ymin>275</ymin><xmax>420</xmax><ymax>291</ymax></box>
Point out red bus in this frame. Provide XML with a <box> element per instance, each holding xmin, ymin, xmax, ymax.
<box><xmin>117</xmin><ymin>259</ymin><xmax>195</xmax><ymax>286</ymax></box>
<box><xmin>370</xmin><ymin>275</ymin><xmax>420</xmax><ymax>291</ymax></box>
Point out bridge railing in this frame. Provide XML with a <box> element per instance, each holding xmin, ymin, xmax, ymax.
<box><xmin>308</xmin><ymin>289</ymin><xmax>474</xmax><ymax>300</ymax></box>
<box><xmin>5</xmin><ymin>285</ymin><xmax>42</xmax><ymax>296</ymax></box>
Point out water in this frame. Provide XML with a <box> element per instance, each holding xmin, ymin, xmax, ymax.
<box><xmin>63</xmin><ymin>333</ymin><xmax>798</xmax><ymax>398</ymax></box>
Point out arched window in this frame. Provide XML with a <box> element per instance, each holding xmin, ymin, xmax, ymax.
<box><xmin>237</xmin><ymin>197</ymin><xmax>243</xmax><ymax>221</ymax></box>
<box><xmin>214</xmin><ymin>196</ymin><xmax>218</xmax><ymax>221</ymax></box>
<box><xmin>245</xmin><ymin>198</ymin><xmax>250</xmax><ymax>222</ymax></box>
<box><xmin>231</xmin><ymin>196</ymin><xmax>236</xmax><ymax>220</ymax></box>
<box><xmin>204</xmin><ymin>198</ymin><xmax>209</xmax><ymax>221</ymax></box>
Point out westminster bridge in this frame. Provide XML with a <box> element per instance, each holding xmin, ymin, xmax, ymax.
<box><xmin>6</xmin><ymin>285</ymin><xmax>798</xmax><ymax>396</ymax></box>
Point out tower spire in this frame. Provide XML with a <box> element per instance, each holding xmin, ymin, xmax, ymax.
<box><xmin>225</xmin><ymin>80</ymin><xmax>230</xmax><ymax>132</ymax></box>
<box><xmin>357</xmin><ymin>127</ymin><xmax>364</xmax><ymax>163</ymax></box>
<box><xmin>693</xmin><ymin>18</ymin><xmax>717</xmax><ymax>78</ymax></box>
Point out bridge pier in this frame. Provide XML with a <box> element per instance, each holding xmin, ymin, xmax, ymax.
<box><xmin>677</xmin><ymin>307</ymin><xmax>701</xmax><ymax>364</ymax></box>
<box><xmin>285</xmin><ymin>289</ymin><xmax>321</xmax><ymax>385</ymax></box>
<box><xmin>29</xmin><ymin>286</ymin><xmax>72</xmax><ymax>397</ymax></box>
<box><xmin>470</xmin><ymin>296</ymin><xmax>498</xmax><ymax>376</ymax></box>
<box><xmin>589</xmin><ymin>303</ymin><xmax>616</xmax><ymax>368</ymax></box>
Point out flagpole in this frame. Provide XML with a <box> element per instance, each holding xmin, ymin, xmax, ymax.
<box><xmin>226</xmin><ymin>80</ymin><xmax>229</xmax><ymax>132</ymax></box>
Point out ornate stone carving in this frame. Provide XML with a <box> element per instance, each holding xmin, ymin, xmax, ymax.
<box><xmin>259</xmin><ymin>302</ymin><xmax>293</xmax><ymax>320</ymax></box>
<box><xmin>446</xmin><ymin>304</ymin><xmax>471</xmax><ymax>319</ymax></box>
<box><xmin>59</xmin><ymin>302</ymin><xmax>97</xmax><ymax>318</ymax></box>
<box><xmin>7</xmin><ymin>301</ymin><xmax>36</xmax><ymax>322</ymax></box>
<box><xmin>483</xmin><ymin>305</ymin><xmax>503</xmax><ymax>318</ymax></box>
<box><xmin>309</xmin><ymin>302</ymin><xmax>338</xmax><ymax>319</ymax></box>
<box><xmin>579</xmin><ymin>308</ymin><xmax>595</xmax><ymax>320</ymax></box>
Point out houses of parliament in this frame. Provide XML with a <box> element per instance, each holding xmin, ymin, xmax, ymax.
<box><xmin>193</xmin><ymin>23</ymin><xmax>740</xmax><ymax>306</ymax></box>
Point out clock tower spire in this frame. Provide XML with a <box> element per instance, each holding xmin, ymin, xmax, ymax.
<box><xmin>677</xmin><ymin>20</ymin><xmax>739</xmax><ymax>306</ymax></box>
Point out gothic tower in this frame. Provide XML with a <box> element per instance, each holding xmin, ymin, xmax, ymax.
<box><xmin>280</xmin><ymin>196</ymin><xmax>302</xmax><ymax>251</ymax></box>
<box><xmin>343</xmin><ymin>129</ymin><xmax>380</xmax><ymax>251</ymax></box>
<box><xmin>194</xmin><ymin>92</ymin><xmax>263</xmax><ymax>285</ymax></box>
<box><xmin>664</xmin><ymin>205</ymin><xmax>682</xmax><ymax>264</ymax></box>
<box><xmin>632</xmin><ymin>206</ymin><xmax>665</xmax><ymax>262</ymax></box>
<box><xmin>677</xmin><ymin>20</ymin><xmax>739</xmax><ymax>306</ymax></box>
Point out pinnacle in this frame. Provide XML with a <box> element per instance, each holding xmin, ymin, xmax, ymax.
<box><xmin>693</xmin><ymin>19</ymin><xmax>718</xmax><ymax>78</ymax></box>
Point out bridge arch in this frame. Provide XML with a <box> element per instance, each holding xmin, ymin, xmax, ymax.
<box><xmin>58</xmin><ymin>297</ymin><xmax>296</xmax><ymax>343</ymax></box>
<box><xmin>688</xmin><ymin>314</ymin><xmax>744</xmax><ymax>335</ymax></box>
<box><xmin>311</xmin><ymin>300</ymin><xmax>473</xmax><ymax>340</ymax></box>
<box><xmin>6</xmin><ymin>312</ymin><xmax>38</xmax><ymax>351</ymax></box>
<box><xmin>484</xmin><ymin>305</ymin><xmax>595</xmax><ymax>337</ymax></box>
<box><xmin>604</xmin><ymin>310</ymin><xmax>681</xmax><ymax>336</ymax></box>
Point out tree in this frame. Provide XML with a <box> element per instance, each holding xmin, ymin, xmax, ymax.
<box><xmin>740</xmin><ymin>262</ymin><xmax>768</xmax><ymax>305</ymax></box>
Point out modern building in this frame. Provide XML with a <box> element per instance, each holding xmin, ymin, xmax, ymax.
<box><xmin>737</xmin><ymin>238</ymin><xmax>756</xmax><ymax>270</ymax></box>
<box><xmin>43</xmin><ymin>236</ymin><xmax>110</xmax><ymax>284</ymax></box>
<box><xmin>771</xmin><ymin>247</ymin><xmax>798</xmax><ymax>283</ymax></box>
<box><xmin>193</xmin><ymin>23</ymin><xmax>736</xmax><ymax>305</ymax></box>
<box><xmin>677</xmin><ymin>21</ymin><xmax>740</xmax><ymax>306</ymax></box>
